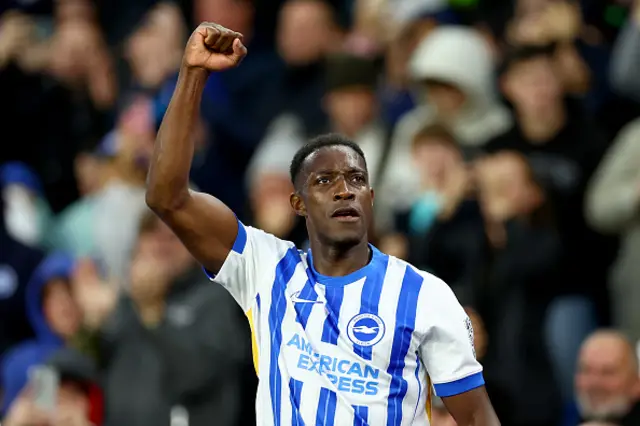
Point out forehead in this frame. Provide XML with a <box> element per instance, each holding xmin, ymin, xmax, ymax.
<box><xmin>304</xmin><ymin>145</ymin><xmax>366</xmax><ymax>174</ymax></box>
<box><xmin>580</xmin><ymin>337</ymin><xmax>628</xmax><ymax>366</ymax></box>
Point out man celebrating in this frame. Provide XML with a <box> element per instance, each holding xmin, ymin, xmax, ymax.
<box><xmin>146</xmin><ymin>21</ymin><xmax>500</xmax><ymax>426</ymax></box>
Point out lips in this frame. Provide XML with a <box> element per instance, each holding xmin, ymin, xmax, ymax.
<box><xmin>331</xmin><ymin>207</ymin><xmax>360</xmax><ymax>222</ymax></box>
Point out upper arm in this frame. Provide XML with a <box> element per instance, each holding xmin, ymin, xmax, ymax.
<box><xmin>441</xmin><ymin>386</ymin><xmax>500</xmax><ymax>426</ymax></box>
<box><xmin>154</xmin><ymin>190</ymin><xmax>293</xmax><ymax>311</ymax></box>
<box><xmin>585</xmin><ymin>120</ymin><xmax>640</xmax><ymax>232</ymax></box>
<box><xmin>418</xmin><ymin>276</ymin><xmax>484</xmax><ymax>397</ymax></box>
<box><xmin>154</xmin><ymin>190</ymin><xmax>239</xmax><ymax>274</ymax></box>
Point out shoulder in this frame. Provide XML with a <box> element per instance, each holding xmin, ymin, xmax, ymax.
<box><xmin>386</xmin><ymin>255</ymin><xmax>450</xmax><ymax>294</ymax></box>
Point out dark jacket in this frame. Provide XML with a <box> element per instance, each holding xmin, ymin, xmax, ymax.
<box><xmin>100</xmin><ymin>267</ymin><xmax>252</xmax><ymax>426</ymax></box>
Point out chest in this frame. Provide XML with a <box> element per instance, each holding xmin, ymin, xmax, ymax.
<box><xmin>260</xmin><ymin>265</ymin><xmax>426</xmax><ymax>396</ymax></box>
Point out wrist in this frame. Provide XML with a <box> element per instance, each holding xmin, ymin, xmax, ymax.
<box><xmin>179</xmin><ymin>62</ymin><xmax>211</xmax><ymax>82</ymax></box>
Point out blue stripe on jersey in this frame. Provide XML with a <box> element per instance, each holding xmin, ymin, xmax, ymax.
<box><xmin>353</xmin><ymin>405</ymin><xmax>369</xmax><ymax>426</ymax></box>
<box><xmin>354</xmin><ymin>254</ymin><xmax>390</xmax><ymax>360</ymax></box>
<box><xmin>321</xmin><ymin>286</ymin><xmax>345</xmax><ymax>344</ymax></box>
<box><xmin>294</xmin><ymin>280</ymin><xmax>317</xmax><ymax>328</ymax></box>
<box><xmin>257</xmin><ymin>293</ymin><xmax>261</xmax><ymax>311</ymax></box>
<box><xmin>289</xmin><ymin>378</ymin><xmax>305</xmax><ymax>426</ymax></box>
<box><xmin>268</xmin><ymin>248</ymin><xmax>301</xmax><ymax>426</ymax></box>
<box><xmin>386</xmin><ymin>266</ymin><xmax>424</xmax><ymax>426</ymax></box>
<box><xmin>232</xmin><ymin>220</ymin><xmax>248</xmax><ymax>254</ymax></box>
<box><xmin>412</xmin><ymin>352</ymin><xmax>422</xmax><ymax>419</ymax></box>
<box><xmin>316</xmin><ymin>388</ymin><xmax>337</xmax><ymax>426</ymax></box>
<box><xmin>433</xmin><ymin>371</ymin><xmax>485</xmax><ymax>397</ymax></box>
<box><xmin>202</xmin><ymin>220</ymin><xmax>248</xmax><ymax>279</ymax></box>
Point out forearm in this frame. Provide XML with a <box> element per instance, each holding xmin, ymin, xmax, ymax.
<box><xmin>146</xmin><ymin>66</ymin><xmax>208</xmax><ymax>211</ymax></box>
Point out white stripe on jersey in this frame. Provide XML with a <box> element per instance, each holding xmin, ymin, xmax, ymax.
<box><xmin>207</xmin><ymin>221</ymin><xmax>484</xmax><ymax>426</ymax></box>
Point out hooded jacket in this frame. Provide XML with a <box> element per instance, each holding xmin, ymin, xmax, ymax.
<box><xmin>377</xmin><ymin>27</ymin><xmax>512</xmax><ymax>228</ymax></box>
<box><xmin>0</xmin><ymin>253</ymin><xmax>75</xmax><ymax>415</ymax></box>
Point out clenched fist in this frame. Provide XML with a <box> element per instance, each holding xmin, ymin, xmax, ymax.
<box><xmin>183</xmin><ymin>22</ymin><xmax>247</xmax><ymax>72</ymax></box>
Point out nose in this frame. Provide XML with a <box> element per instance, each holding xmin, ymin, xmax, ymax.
<box><xmin>333</xmin><ymin>178</ymin><xmax>355</xmax><ymax>201</ymax></box>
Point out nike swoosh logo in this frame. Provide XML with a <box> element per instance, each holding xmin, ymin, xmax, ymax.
<box><xmin>290</xmin><ymin>291</ymin><xmax>323</xmax><ymax>304</ymax></box>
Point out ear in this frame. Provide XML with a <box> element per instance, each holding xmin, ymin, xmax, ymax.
<box><xmin>370</xmin><ymin>188</ymin><xmax>375</xmax><ymax>207</ymax></box>
<box><xmin>290</xmin><ymin>192</ymin><xmax>306</xmax><ymax>217</ymax></box>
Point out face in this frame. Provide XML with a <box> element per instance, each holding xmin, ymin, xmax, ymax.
<box><xmin>138</xmin><ymin>219</ymin><xmax>193</xmax><ymax>277</ymax></box>
<box><xmin>43</xmin><ymin>279</ymin><xmax>81</xmax><ymax>340</ymax></box>
<box><xmin>291</xmin><ymin>146</ymin><xmax>373</xmax><ymax>246</ymax></box>
<box><xmin>324</xmin><ymin>88</ymin><xmax>376</xmax><ymax>137</ymax></box>
<box><xmin>575</xmin><ymin>335</ymin><xmax>640</xmax><ymax>420</ymax></box>
<box><xmin>412</xmin><ymin>139</ymin><xmax>462</xmax><ymax>190</ymax></box>
<box><xmin>424</xmin><ymin>82</ymin><xmax>467</xmax><ymax>118</ymax></box>
<box><xmin>502</xmin><ymin>56</ymin><xmax>562</xmax><ymax>114</ymax></box>
<box><xmin>277</xmin><ymin>0</ymin><xmax>335</xmax><ymax>66</ymax></box>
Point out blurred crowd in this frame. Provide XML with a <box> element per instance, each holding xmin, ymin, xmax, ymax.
<box><xmin>1</xmin><ymin>0</ymin><xmax>640</xmax><ymax>425</ymax></box>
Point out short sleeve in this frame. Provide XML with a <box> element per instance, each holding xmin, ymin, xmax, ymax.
<box><xmin>204</xmin><ymin>220</ymin><xmax>293</xmax><ymax>312</ymax></box>
<box><xmin>419</xmin><ymin>277</ymin><xmax>484</xmax><ymax>397</ymax></box>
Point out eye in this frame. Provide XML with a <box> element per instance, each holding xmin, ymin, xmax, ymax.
<box><xmin>352</xmin><ymin>174</ymin><xmax>366</xmax><ymax>183</ymax></box>
<box><xmin>316</xmin><ymin>177</ymin><xmax>330</xmax><ymax>184</ymax></box>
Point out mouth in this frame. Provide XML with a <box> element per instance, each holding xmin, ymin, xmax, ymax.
<box><xmin>331</xmin><ymin>207</ymin><xmax>361</xmax><ymax>222</ymax></box>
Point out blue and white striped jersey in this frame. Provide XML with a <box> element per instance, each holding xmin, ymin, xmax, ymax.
<box><xmin>206</xmin><ymin>221</ymin><xmax>484</xmax><ymax>426</ymax></box>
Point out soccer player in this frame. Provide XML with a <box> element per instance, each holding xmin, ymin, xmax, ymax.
<box><xmin>146</xmin><ymin>22</ymin><xmax>501</xmax><ymax>426</ymax></box>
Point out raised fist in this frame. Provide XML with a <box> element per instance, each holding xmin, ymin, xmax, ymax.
<box><xmin>183</xmin><ymin>22</ymin><xmax>247</xmax><ymax>72</ymax></box>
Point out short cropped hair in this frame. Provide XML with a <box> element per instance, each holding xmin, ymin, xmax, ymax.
<box><xmin>412</xmin><ymin>122</ymin><xmax>458</xmax><ymax>150</ymax></box>
<box><xmin>289</xmin><ymin>133</ymin><xmax>367</xmax><ymax>188</ymax></box>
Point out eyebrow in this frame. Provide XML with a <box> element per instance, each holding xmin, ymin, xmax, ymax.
<box><xmin>312</xmin><ymin>167</ymin><xmax>366</xmax><ymax>175</ymax></box>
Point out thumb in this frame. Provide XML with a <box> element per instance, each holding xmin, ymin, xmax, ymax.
<box><xmin>231</xmin><ymin>38</ymin><xmax>247</xmax><ymax>62</ymax></box>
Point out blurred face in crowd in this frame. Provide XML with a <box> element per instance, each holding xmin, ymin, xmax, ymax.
<box><xmin>501</xmin><ymin>55</ymin><xmax>562</xmax><ymax>115</ymax></box>
<box><xmin>575</xmin><ymin>332</ymin><xmax>640</xmax><ymax>420</ymax></box>
<box><xmin>475</xmin><ymin>152</ymin><xmax>543</xmax><ymax>221</ymax></box>
<box><xmin>126</xmin><ymin>3</ymin><xmax>185</xmax><ymax>89</ymax></box>
<box><xmin>424</xmin><ymin>81</ymin><xmax>467</xmax><ymax>119</ymax></box>
<box><xmin>137</xmin><ymin>217</ymin><xmax>193</xmax><ymax>278</ymax></box>
<box><xmin>251</xmin><ymin>173</ymin><xmax>296</xmax><ymax>238</ymax></box>
<box><xmin>412</xmin><ymin>135</ymin><xmax>462</xmax><ymax>191</ymax></box>
<box><xmin>278</xmin><ymin>0</ymin><xmax>338</xmax><ymax>66</ymax></box>
<box><xmin>74</xmin><ymin>153</ymin><xmax>104</xmax><ymax>196</ymax></box>
<box><xmin>43</xmin><ymin>279</ymin><xmax>81</xmax><ymax>340</ymax></box>
<box><xmin>324</xmin><ymin>87</ymin><xmax>377</xmax><ymax>138</ymax></box>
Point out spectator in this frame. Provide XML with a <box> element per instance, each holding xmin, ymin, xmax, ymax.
<box><xmin>73</xmin><ymin>211</ymin><xmax>251</xmax><ymax>426</ymax></box>
<box><xmin>2</xmin><ymin>347</ymin><xmax>102</xmax><ymax>426</ymax></box>
<box><xmin>390</xmin><ymin>123</ymin><xmax>484</xmax><ymax>299</ymax></box>
<box><xmin>379</xmin><ymin>25</ymin><xmax>512</xmax><ymax>229</ymax></box>
<box><xmin>474</xmin><ymin>151</ymin><xmax>562</xmax><ymax>426</ymax></box>
<box><xmin>48</xmin><ymin>123</ymin><xmax>152</xmax><ymax>284</ymax></box>
<box><xmin>586</xmin><ymin>117</ymin><xmax>640</xmax><ymax>344</ymax></box>
<box><xmin>0</xmin><ymin>252</ymin><xmax>80</xmax><ymax>416</ymax></box>
<box><xmin>488</xmin><ymin>43</ymin><xmax>612</xmax><ymax>405</ymax></box>
<box><xmin>575</xmin><ymin>330</ymin><xmax>640</xmax><ymax>425</ymax></box>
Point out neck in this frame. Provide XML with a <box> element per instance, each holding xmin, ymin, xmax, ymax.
<box><xmin>517</xmin><ymin>103</ymin><xmax>566</xmax><ymax>143</ymax></box>
<box><xmin>310</xmin><ymin>238</ymin><xmax>370</xmax><ymax>277</ymax></box>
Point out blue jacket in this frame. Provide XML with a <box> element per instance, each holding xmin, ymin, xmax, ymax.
<box><xmin>0</xmin><ymin>253</ymin><xmax>75</xmax><ymax>415</ymax></box>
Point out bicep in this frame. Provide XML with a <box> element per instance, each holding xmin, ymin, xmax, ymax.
<box><xmin>442</xmin><ymin>386</ymin><xmax>500</xmax><ymax>426</ymax></box>
<box><xmin>156</xmin><ymin>190</ymin><xmax>238</xmax><ymax>273</ymax></box>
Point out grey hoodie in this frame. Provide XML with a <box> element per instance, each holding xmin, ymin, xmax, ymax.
<box><xmin>377</xmin><ymin>26</ymin><xmax>512</xmax><ymax>227</ymax></box>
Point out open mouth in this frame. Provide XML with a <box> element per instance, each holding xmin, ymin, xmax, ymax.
<box><xmin>331</xmin><ymin>207</ymin><xmax>360</xmax><ymax>222</ymax></box>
